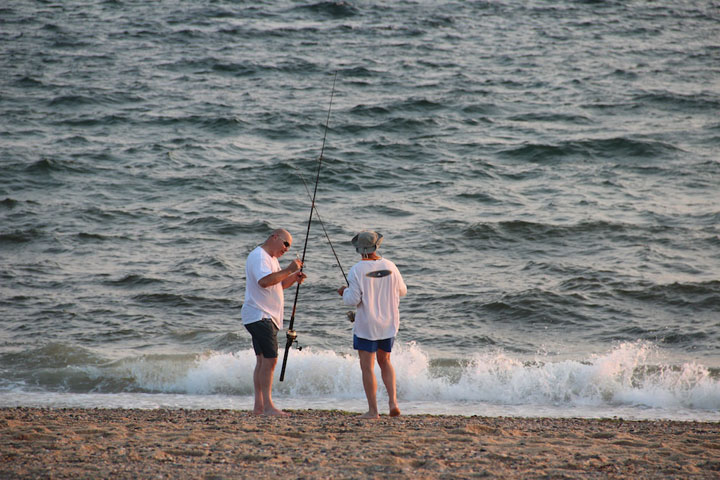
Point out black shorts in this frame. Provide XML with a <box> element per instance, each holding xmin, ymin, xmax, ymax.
<box><xmin>245</xmin><ymin>319</ymin><xmax>279</xmax><ymax>358</ymax></box>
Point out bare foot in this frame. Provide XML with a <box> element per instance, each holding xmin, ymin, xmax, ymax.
<box><xmin>359</xmin><ymin>411</ymin><xmax>380</xmax><ymax>420</ymax></box>
<box><xmin>252</xmin><ymin>409</ymin><xmax>264</xmax><ymax>415</ymax></box>
<box><xmin>263</xmin><ymin>407</ymin><xmax>289</xmax><ymax>417</ymax></box>
<box><xmin>389</xmin><ymin>406</ymin><xmax>401</xmax><ymax>417</ymax></box>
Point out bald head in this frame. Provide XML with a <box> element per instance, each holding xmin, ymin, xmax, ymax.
<box><xmin>262</xmin><ymin>228</ymin><xmax>293</xmax><ymax>258</ymax></box>
<box><xmin>269</xmin><ymin>228</ymin><xmax>290</xmax><ymax>241</ymax></box>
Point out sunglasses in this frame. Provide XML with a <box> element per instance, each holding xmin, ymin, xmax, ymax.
<box><xmin>274</xmin><ymin>234</ymin><xmax>290</xmax><ymax>248</ymax></box>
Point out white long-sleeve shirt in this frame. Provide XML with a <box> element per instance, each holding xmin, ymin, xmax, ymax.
<box><xmin>342</xmin><ymin>257</ymin><xmax>407</xmax><ymax>340</ymax></box>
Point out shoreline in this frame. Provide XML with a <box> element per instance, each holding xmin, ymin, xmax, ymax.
<box><xmin>2</xmin><ymin>408</ymin><xmax>719</xmax><ymax>479</ymax></box>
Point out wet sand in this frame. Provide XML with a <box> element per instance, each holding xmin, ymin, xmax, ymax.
<box><xmin>1</xmin><ymin>407</ymin><xmax>718</xmax><ymax>479</ymax></box>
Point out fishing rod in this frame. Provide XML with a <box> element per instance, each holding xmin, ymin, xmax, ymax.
<box><xmin>279</xmin><ymin>71</ymin><xmax>338</xmax><ymax>382</ymax></box>
<box><xmin>294</xmin><ymin>168</ymin><xmax>348</xmax><ymax>285</ymax></box>
<box><xmin>295</xmin><ymin>170</ymin><xmax>356</xmax><ymax>324</ymax></box>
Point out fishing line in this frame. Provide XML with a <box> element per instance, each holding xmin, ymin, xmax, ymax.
<box><xmin>280</xmin><ymin>71</ymin><xmax>338</xmax><ymax>382</ymax></box>
<box><xmin>294</xmin><ymin>166</ymin><xmax>355</xmax><ymax>324</ymax></box>
<box><xmin>294</xmin><ymin>167</ymin><xmax>348</xmax><ymax>285</ymax></box>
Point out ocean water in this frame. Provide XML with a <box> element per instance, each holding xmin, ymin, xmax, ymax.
<box><xmin>1</xmin><ymin>0</ymin><xmax>719</xmax><ymax>421</ymax></box>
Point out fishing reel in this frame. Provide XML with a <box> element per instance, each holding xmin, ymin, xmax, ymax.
<box><xmin>285</xmin><ymin>329</ymin><xmax>302</xmax><ymax>351</ymax></box>
<box><xmin>346</xmin><ymin>311</ymin><xmax>355</xmax><ymax>323</ymax></box>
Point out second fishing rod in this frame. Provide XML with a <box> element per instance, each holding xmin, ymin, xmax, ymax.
<box><xmin>294</xmin><ymin>168</ymin><xmax>356</xmax><ymax>324</ymax></box>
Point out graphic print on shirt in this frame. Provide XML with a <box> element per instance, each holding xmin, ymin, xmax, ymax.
<box><xmin>366</xmin><ymin>270</ymin><xmax>392</xmax><ymax>278</ymax></box>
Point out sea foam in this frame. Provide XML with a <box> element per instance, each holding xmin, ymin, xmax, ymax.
<box><xmin>90</xmin><ymin>341</ymin><xmax>720</xmax><ymax>413</ymax></box>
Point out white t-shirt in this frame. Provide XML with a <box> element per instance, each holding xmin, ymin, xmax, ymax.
<box><xmin>342</xmin><ymin>257</ymin><xmax>407</xmax><ymax>340</ymax></box>
<box><xmin>241</xmin><ymin>246</ymin><xmax>284</xmax><ymax>329</ymax></box>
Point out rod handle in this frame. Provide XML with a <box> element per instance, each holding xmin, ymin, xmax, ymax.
<box><xmin>278</xmin><ymin>330</ymin><xmax>297</xmax><ymax>382</ymax></box>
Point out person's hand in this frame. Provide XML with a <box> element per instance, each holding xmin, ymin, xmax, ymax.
<box><xmin>286</xmin><ymin>258</ymin><xmax>302</xmax><ymax>273</ymax></box>
<box><xmin>296</xmin><ymin>272</ymin><xmax>307</xmax><ymax>285</ymax></box>
<box><xmin>337</xmin><ymin>286</ymin><xmax>346</xmax><ymax>296</ymax></box>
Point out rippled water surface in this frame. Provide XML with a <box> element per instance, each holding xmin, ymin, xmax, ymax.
<box><xmin>1</xmin><ymin>0</ymin><xmax>719</xmax><ymax>419</ymax></box>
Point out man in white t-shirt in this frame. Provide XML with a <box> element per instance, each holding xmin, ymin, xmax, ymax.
<box><xmin>337</xmin><ymin>231</ymin><xmax>407</xmax><ymax>419</ymax></box>
<box><xmin>242</xmin><ymin>228</ymin><xmax>306</xmax><ymax>416</ymax></box>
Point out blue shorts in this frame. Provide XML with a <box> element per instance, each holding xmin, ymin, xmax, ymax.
<box><xmin>353</xmin><ymin>335</ymin><xmax>395</xmax><ymax>353</ymax></box>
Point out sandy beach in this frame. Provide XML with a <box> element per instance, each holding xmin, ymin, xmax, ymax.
<box><xmin>1</xmin><ymin>408</ymin><xmax>719</xmax><ymax>479</ymax></box>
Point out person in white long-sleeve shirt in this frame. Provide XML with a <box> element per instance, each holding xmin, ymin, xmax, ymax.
<box><xmin>337</xmin><ymin>231</ymin><xmax>407</xmax><ymax>419</ymax></box>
